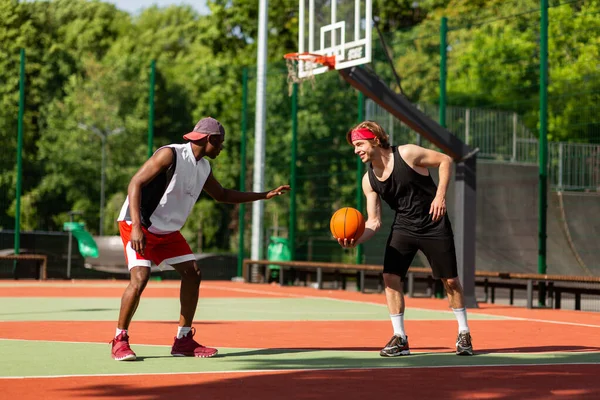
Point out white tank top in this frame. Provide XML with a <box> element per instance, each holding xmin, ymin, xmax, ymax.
<box><xmin>118</xmin><ymin>142</ymin><xmax>211</xmax><ymax>234</ymax></box>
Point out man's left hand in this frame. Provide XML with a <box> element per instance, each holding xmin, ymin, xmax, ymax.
<box><xmin>429</xmin><ymin>196</ymin><xmax>446</xmax><ymax>222</ymax></box>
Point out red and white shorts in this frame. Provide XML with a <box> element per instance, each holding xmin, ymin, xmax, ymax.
<box><xmin>118</xmin><ymin>221</ymin><xmax>195</xmax><ymax>270</ymax></box>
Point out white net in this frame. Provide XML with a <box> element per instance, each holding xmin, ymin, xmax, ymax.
<box><xmin>285</xmin><ymin>56</ymin><xmax>318</xmax><ymax>96</ymax></box>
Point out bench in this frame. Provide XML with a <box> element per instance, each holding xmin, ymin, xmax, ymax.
<box><xmin>476</xmin><ymin>272</ymin><xmax>600</xmax><ymax>310</ymax></box>
<box><xmin>243</xmin><ymin>259</ymin><xmax>600</xmax><ymax>310</ymax></box>
<box><xmin>0</xmin><ymin>254</ymin><xmax>48</xmax><ymax>280</ymax></box>
<box><xmin>243</xmin><ymin>259</ymin><xmax>384</xmax><ymax>292</ymax></box>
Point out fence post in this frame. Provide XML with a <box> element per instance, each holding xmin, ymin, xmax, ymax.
<box><xmin>465</xmin><ymin>108</ymin><xmax>470</xmax><ymax>145</ymax></box>
<box><xmin>237</xmin><ymin>67</ymin><xmax>249</xmax><ymax>279</ymax></box>
<box><xmin>388</xmin><ymin>112</ymin><xmax>394</xmax><ymax>145</ymax></box>
<box><xmin>416</xmin><ymin>104</ymin><xmax>423</xmax><ymax>146</ymax></box>
<box><xmin>538</xmin><ymin>0</ymin><xmax>549</xmax><ymax>306</ymax></box>
<box><xmin>356</xmin><ymin>92</ymin><xmax>365</xmax><ymax>265</ymax></box>
<box><xmin>13</xmin><ymin>48</ymin><xmax>26</xmax><ymax>277</ymax></box>
<box><xmin>512</xmin><ymin>112</ymin><xmax>518</xmax><ymax>162</ymax></box>
<box><xmin>147</xmin><ymin>60</ymin><xmax>156</xmax><ymax>159</ymax></box>
<box><xmin>558</xmin><ymin>143</ymin><xmax>564</xmax><ymax>190</ymax></box>
<box><xmin>439</xmin><ymin>17</ymin><xmax>448</xmax><ymax>129</ymax></box>
<box><xmin>289</xmin><ymin>82</ymin><xmax>298</xmax><ymax>263</ymax></box>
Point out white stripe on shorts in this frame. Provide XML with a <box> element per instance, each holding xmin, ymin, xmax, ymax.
<box><xmin>163</xmin><ymin>254</ymin><xmax>196</xmax><ymax>266</ymax></box>
<box><xmin>125</xmin><ymin>241</ymin><xmax>152</xmax><ymax>269</ymax></box>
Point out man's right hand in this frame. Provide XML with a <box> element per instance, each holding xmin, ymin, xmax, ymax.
<box><xmin>130</xmin><ymin>225</ymin><xmax>146</xmax><ymax>255</ymax></box>
<box><xmin>337</xmin><ymin>238</ymin><xmax>357</xmax><ymax>248</ymax></box>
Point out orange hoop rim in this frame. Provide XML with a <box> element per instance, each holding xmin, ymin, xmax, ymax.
<box><xmin>283</xmin><ymin>52</ymin><xmax>336</xmax><ymax>69</ymax></box>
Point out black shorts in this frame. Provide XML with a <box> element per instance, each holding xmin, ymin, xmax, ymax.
<box><xmin>383</xmin><ymin>230</ymin><xmax>458</xmax><ymax>280</ymax></box>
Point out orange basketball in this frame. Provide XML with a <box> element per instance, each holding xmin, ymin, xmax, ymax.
<box><xmin>330</xmin><ymin>207</ymin><xmax>365</xmax><ymax>241</ymax></box>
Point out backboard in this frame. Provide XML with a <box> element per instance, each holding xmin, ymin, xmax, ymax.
<box><xmin>297</xmin><ymin>0</ymin><xmax>372</xmax><ymax>78</ymax></box>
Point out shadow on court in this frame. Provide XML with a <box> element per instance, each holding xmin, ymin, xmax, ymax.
<box><xmin>47</xmin><ymin>363</ymin><xmax>600</xmax><ymax>400</ymax></box>
<box><xmin>477</xmin><ymin>345</ymin><xmax>600</xmax><ymax>354</ymax></box>
<box><xmin>226</xmin><ymin>346</ymin><xmax>451</xmax><ymax>357</ymax></box>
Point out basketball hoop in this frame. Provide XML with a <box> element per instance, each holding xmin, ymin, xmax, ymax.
<box><xmin>284</xmin><ymin>52</ymin><xmax>336</xmax><ymax>96</ymax></box>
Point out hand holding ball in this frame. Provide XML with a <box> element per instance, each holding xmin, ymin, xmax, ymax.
<box><xmin>330</xmin><ymin>207</ymin><xmax>365</xmax><ymax>247</ymax></box>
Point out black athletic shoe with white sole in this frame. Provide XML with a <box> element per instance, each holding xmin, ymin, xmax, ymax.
<box><xmin>456</xmin><ymin>331</ymin><xmax>474</xmax><ymax>355</ymax></box>
<box><xmin>379</xmin><ymin>335</ymin><xmax>410</xmax><ymax>357</ymax></box>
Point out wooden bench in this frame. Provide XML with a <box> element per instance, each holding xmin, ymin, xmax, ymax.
<box><xmin>243</xmin><ymin>259</ymin><xmax>600</xmax><ymax>310</ymax></box>
<box><xmin>0</xmin><ymin>254</ymin><xmax>48</xmax><ymax>280</ymax></box>
<box><xmin>405</xmin><ymin>269</ymin><xmax>600</xmax><ymax>310</ymax></box>
<box><xmin>476</xmin><ymin>272</ymin><xmax>600</xmax><ymax>310</ymax></box>
<box><xmin>243</xmin><ymin>259</ymin><xmax>384</xmax><ymax>292</ymax></box>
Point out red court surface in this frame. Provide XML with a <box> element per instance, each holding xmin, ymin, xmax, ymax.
<box><xmin>1</xmin><ymin>280</ymin><xmax>599</xmax><ymax>399</ymax></box>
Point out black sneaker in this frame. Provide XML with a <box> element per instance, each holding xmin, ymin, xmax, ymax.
<box><xmin>379</xmin><ymin>335</ymin><xmax>410</xmax><ymax>357</ymax></box>
<box><xmin>456</xmin><ymin>331</ymin><xmax>473</xmax><ymax>355</ymax></box>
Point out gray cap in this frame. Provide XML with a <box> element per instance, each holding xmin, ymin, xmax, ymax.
<box><xmin>183</xmin><ymin>117</ymin><xmax>225</xmax><ymax>141</ymax></box>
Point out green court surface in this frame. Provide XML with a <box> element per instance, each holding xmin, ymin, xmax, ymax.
<box><xmin>1</xmin><ymin>340</ymin><xmax>597</xmax><ymax>377</ymax></box>
<box><xmin>0</xmin><ymin>298</ymin><xmax>507</xmax><ymax>321</ymax></box>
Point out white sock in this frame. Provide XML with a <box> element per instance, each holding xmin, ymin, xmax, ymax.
<box><xmin>452</xmin><ymin>308</ymin><xmax>470</xmax><ymax>333</ymax></box>
<box><xmin>115</xmin><ymin>328</ymin><xmax>127</xmax><ymax>338</ymax></box>
<box><xmin>390</xmin><ymin>313</ymin><xmax>406</xmax><ymax>338</ymax></box>
<box><xmin>177</xmin><ymin>326</ymin><xmax>191</xmax><ymax>339</ymax></box>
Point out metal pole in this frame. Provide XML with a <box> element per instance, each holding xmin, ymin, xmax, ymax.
<box><xmin>99</xmin><ymin>135</ymin><xmax>106</xmax><ymax>236</ymax></box>
<box><xmin>465</xmin><ymin>108</ymin><xmax>470</xmax><ymax>145</ymax></box>
<box><xmin>416</xmin><ymin>104</ymin><xmax>422</xmax><ymax>146</ymax></box>
<box><xmin>148</xmin><ymin>60</ymin><xmax>156</xmax><ymax>159</ymax></box>
<box><xmin>538</xmin><ymin>0</ymin><xmax>549</xmax><ymax>306</ymax></box>
<box><xmin>558</xmin><ymin>143</ymin><xmax>564</xmax><ymax>190</ymax></box>
<box><xmin>512</xmin><ymin>112</ymin><xmax>518</xmax><ymax>162</ymax></box>
<box><xmin>66</xmin><ymin>213</ymin><xmax>74</xmax><ymax>279</ymax></box>
<box><xmin>237</xmin><ymin>67</ymin><xmax>249</xmax><ymax>278</ymax></box>
<box><xmin>13</xmin><ymin>49</ymin><xmax>25</xmax><ymax>277</ymax></box>
<box><xmin>77</xmin><ymin>124</ymin><xmax>123</xmax><ymax>236</ymax></box>
<box><xmin>356</xmin><ymin>91</ymin><xmax>365</xmax><ymax>265</ymax></box>
<box><xmin>439</xmin><ymin>17</ymin><xmax>448</xmax><ymax>128</ymax></box>
<box><xmin>251</xmin><ymin>0</ymin><xmax>268</xmax><ymax>263</ymax></box>
<box><xmin>66</xmin><ymin>210</ymin><xmax>83</xmax><ymax>279</ymax></box>
<box><xmin>289</xmin><ymin>83</ymin><xmax>298</xmax><ymax>261</ymax></box>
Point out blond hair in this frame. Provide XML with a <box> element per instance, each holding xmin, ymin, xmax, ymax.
<box><xmin>346</xmin><ymin>120</ymin><xmax>391</xmax><ymax>149</ymax></box>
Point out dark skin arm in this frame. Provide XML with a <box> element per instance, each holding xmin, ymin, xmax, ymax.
<box><xmin>202</xmin><ymin>172</ymin><xmax>290</xmax><ymax>203</ymax></box>
<box><xmin>129</xmin><ymin>153</ymin><xmax>290</xmax><ymax>255</ymax></box>
<box><xmin>127</xmin><ymin>147</ymin><xmax>175</xmax><ymax>255</ymax></box>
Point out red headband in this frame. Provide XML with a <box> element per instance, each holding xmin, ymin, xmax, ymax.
<box><xmin>350</xmin><ymin>128</ymin><xmax>377</xmax><ymax>142</ymax></box>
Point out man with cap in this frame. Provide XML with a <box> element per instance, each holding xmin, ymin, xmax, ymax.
<box><xmin>111</xmin><ymin>117</ymin><xmax>290</xmax><ymax>361</ymax></box>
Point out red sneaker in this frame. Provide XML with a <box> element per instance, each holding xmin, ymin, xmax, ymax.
<box><xmin>111</xmin><ymin>332</ymin><xmax>137</xmax><ymax>361</ymax></box>
<box><xmin>171</xmin><ymin>327</ymin><xmax>218</xmax><ymax>358</ymax></box>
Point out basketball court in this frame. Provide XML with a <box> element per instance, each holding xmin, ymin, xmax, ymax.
<box><xmin>2</xmin><ymin>1</ymin><xmax>597</xmax><ymax>399</ymax></box>
<box><xmin>1</xmin><ymin>280</ymin><xmax>599</xmax><ymax>399</ymax></box>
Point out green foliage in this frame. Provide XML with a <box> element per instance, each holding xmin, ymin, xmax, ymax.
<box><xmin>387</xmin><ymin>0</ymin><xmax>599</xmax><ymax>143</ymax></box>
<box><xmin>1</xmin><ymin>0</ymin><xmax>598</xmax><ymax>259</ymax></box>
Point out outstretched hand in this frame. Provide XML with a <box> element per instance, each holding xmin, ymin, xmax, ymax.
<box><xmin>266</xmin><ymin>185</ymin><xmax>291</xmax><ymax>199</ymax></box>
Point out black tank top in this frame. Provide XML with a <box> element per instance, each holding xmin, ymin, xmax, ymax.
<box><xmin>367</xmin><ymin>146</ymin><xmax>453</xmax><ymax>237</ymax></box>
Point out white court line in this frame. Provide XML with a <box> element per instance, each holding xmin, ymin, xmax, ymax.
<box><xmin>2</xmin><ymin>361</ymin><xmax>599</xmax><ymax>380</ymax></box>
<box><xmin>207</xmin><ymin>285</ymin><xmax>600</xmax><ymax>328</ymax></box>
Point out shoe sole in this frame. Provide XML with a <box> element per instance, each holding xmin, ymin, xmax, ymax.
<box><xmin>379</xmin><ymin>350</ymin><xmax>410</xmax><ymax>357</ymax></box>
<box><xmin>113</xmin><ymin>354</ymin><xmax>137</xmax><ymax>361</ymax></box>
<box><xmin>171</xmin><ymin>351</ymin><xmax>219</xmax><ymax>358</ymax></box>
<box><xmin>456</xmin><ymin>348</ymin><xmax>474</xmax><ymax>356</ymax></box>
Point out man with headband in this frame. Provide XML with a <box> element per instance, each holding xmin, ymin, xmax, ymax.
<box><xmin>340</xmin><ymin>120</ymin><xmax>473</xmax><ymax>357</ymax></box>
<box><xmin>111</xmin><ymin>117</ymin><xmax>290</xmax><ymax>361</ymax></box>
